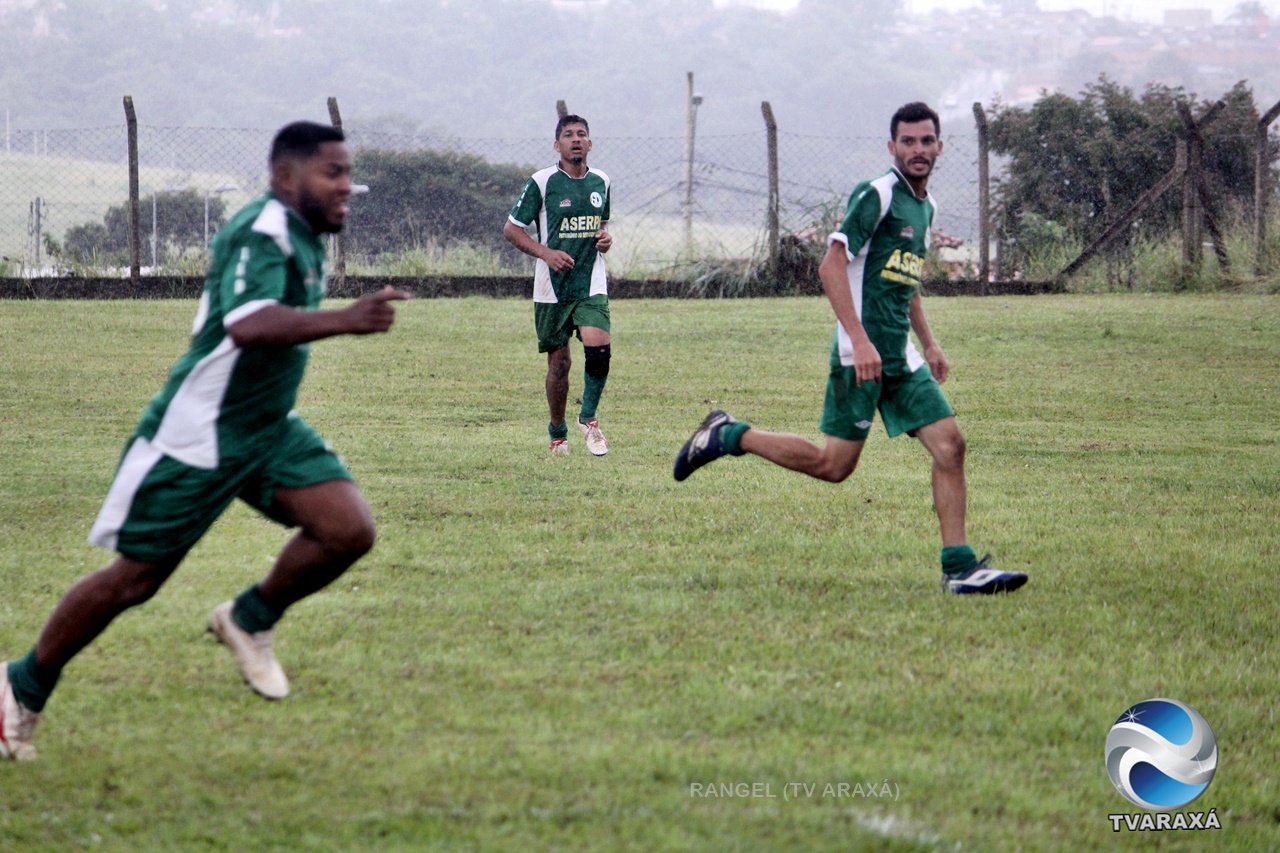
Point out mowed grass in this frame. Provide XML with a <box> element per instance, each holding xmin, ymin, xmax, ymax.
<box><xmin>0</xmin><ymin>294</ymin><xmax>1277</xmax><ymax>852</ymax></box>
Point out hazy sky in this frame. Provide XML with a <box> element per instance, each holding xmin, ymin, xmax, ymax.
<box><xmin>912</xmin><ymin>0</ymin><xmax>1256</xmax><ymax>21</ymax></box>
<box><xmin>718</xmin><ymin>0</ymin><xmax>1267</xmax><ymax>24</ymax></box>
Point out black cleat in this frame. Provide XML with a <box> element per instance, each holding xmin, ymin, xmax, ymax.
<box><xmin>673</xmin><ymin>410</ymin><xmax>737</xmax><ymax>482</ymax></box>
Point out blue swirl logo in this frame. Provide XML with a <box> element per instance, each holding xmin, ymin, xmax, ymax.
<box><xmin>1106</xmin><ymin>698</ymin><xmax>1217</xmax><ymax>811</ymax></box>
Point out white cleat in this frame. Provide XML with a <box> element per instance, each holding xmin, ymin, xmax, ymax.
<box><xmin>0</xmin><ymin>664</ymin><xmax>40</xmax><ymax>761</ymax></box>
<box><xmin>549</xmin><ymin>438</ymin><xmax>570</xmax><ymax>456</ymax></box>
<box><xmin>207</xmin><ymin>601</ymin><xmax>290</xmax><ymax>700</ymax></box>
<box><xmin>577</xmin><ymin>419</ymin><xmax>609</xmax><ymax>456</ymax></box>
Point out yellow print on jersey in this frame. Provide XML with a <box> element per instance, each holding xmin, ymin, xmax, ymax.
<box><xmin>559</xmin><ymin>215</ymin><xmax>603</xmax><ymax>237</ymax></box>
<box><xmin>882</xmin><ymin>249</ymin><xmax>923</xmax><ymax>286</ymax></box>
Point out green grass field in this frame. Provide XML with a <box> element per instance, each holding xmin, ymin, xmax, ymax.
<box><xmin>0</xmin><ymin>295</ymin><xmax>1277</xmax><ymax>851</ymax></box>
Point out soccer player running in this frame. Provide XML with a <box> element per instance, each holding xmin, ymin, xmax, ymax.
<box><xmin>673</xmin><ymin>102</ymin><xmax>1026</xmax><ymax>595</ymax></box>
<box><xmin>1</xmin><ymin>122</ymin><xmax>411</xmax><ymax>760</ymax></box>
<box><xmin>503</xmin><ymin>114</ymin><xmax>613</xmax><ymax>456</ymax></box>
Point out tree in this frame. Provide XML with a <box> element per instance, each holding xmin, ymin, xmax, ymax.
<box><xmin>988</xmin><ymin>77</ymin><xmax>1279</xmax><ymax>273</ymax></box>
<box><xmin>62</xmin><ymin>222</ymin><xmax>114</xmax><ymax>265</ymax></box>
<box><xmin>347</xmin><ymin>148</ymin><xmax>534</xmax><ymax>257</ymax></box>
<box><xmin>63</xmin><ymin>188</ymin><xmax>227</xmax><ymax>267</ymax></box>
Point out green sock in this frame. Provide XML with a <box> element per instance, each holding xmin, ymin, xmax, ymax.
<box><xmin>232</xmin><ymin>585</ymin><xmax>284</xmax><ymax>634</ymax></box>
<box><xmin>580</xmin><ymin>374</ymin><xmax>607</xmax><ymax>423</ymax></box>
<box><xmin>721</xmin><ymin>422</ymin><xmax>751</xmax><ymax>456</ymax></box>
<box><xmin>548</xmin><ymin>421</ymin><xmax>568</xmax><ymax>441</ymax></box>
<box><xmin>941</xmin><ymin>545</ymin><xmax>978</xmax><ymax>578</ymax></box>
<box><xmin>7</xmin><ymin>648</ymin><xmax>59</xmax><ymax>713</ymax></box>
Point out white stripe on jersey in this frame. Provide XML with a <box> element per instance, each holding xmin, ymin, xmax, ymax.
<box><xmin>251</xmin><ymin>198</ymin><xmax>294</xmax><ymax>258</ymax></box>
<box><xmin>530</xmin><ymin>166</ymin><xmax>559</xmax><ymax>304</ymax></box>
<box><xmin>150</xmin><ymin>336</ymin><xmax>240</xmax><ymax>469</ymax></box>
<box><xmin>146</xmin><ymin>298</ymin><xmax>278</xmax><ymax>469</ymax></box>
<box><xmin>829</xmin><ymin>173</ymin><xmax>895</xmax><ymax>369</ymax></box>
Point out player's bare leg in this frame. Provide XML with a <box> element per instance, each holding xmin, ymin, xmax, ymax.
<box><xmin>257</xmin><ymin>479</ymin><xmax>375</xmax><ymax>609</ymax></box>
<box><xmin>915</xmin><ymin>417</ymin><xmax>967</xmax><ymax>547</ymax></box>
<box><xmin>916</xmin><ymin>417</ymin><xmax>1026</xmax><ymax>593</ymax></box>
<box><xmin>546</xmin><ymin>345</ymin><xmax>571</xmax><ymax>454</ymax></box>
<box><xmin>674</xmin><ymin>409</ymin><xmax>862</xmax><ymax>483</ymax></box>
<box><xmin>739</xmin><ymin>431</ymin><xmax>863</xmax><ymax>483</ymax></box>
<box><xmin>33</xmin><ymin>555</ymin><xmax>185</xmax><ymax>673</ymax></box>
<box><xmin>3</xmin><ymin>553</ymin><xmax>185</xmax><ymax>758</ymax></box>
<box><xmin>210</xmin><ymin>479</ymin><xmax>374</xmax><ymax>699</ymax></box>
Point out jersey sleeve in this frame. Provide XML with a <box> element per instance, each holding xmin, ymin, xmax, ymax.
<box><xmin>509</xmin><ymin>177</ymin><xmax>543</xmax><ymax>227</ymax></box>
<box><xmin>829</xmin><ymin>182</ymin><xmax>882</xmax><ymax>261</ymax></box>
<box><xmin>219</xmin><ymin>233</ymin><xmax>288</xmax><ymax>326</ymax></box>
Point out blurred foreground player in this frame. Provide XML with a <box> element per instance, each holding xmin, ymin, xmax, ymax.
<box><xmin>2</xmin><ymin>121</ymin><xmax>410</xmax><ymax>760</ymax></box>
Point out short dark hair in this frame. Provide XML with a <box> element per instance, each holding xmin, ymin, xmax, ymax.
<box><xmin>890</xmin><ymin>102</ymin><xmax>940</xmax><ymax>140</ymax></box>
<box><xmin>270</xmin><ymin>121</ymin><xmax>345</xmax><ymax>166</ymax></box>
<box><xmin>555</xmin><ymin>114</ymin><xmax>590</xmax><ymax>138</ymax></box>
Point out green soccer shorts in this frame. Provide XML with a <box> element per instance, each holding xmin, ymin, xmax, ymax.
<box><xmin>818</xmin><ymin>364</ymin><xmax>955</xmax><ymax>442</ymax></box>
<box><xmin>88</xmin><ymin>414</ymin><xmax>352</xmax><ymax>564</ymax></box>
<box><xmin>535</xmin><ymin>293</ymin><xmax>611</xmax><ymax>353</ymax></box>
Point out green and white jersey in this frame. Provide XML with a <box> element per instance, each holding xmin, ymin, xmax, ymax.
<box><xmin>828</xmin><ymin>166</ymin><xmax>936</xmax><ymax>377</ymax></box>
<box><xmin>134</xmin><ymin>194</ymin><xmax>328</xmax><ymax>469</ymax></box>
<box><xmin>509</xmin><ymin>164</ymin><xmax>611</xmax><ymax>303</ymax></box>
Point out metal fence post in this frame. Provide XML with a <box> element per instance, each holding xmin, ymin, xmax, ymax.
<box><xmin>31</xmin><ymin>198</ymin><xmax>42</xmax><ymax>270</ymax></box>
<box><xmin>124</xmin><ymin>96</ymin><xmax>140</xmax><ymax>282</ymax></box>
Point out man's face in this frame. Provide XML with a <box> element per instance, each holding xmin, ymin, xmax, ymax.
<box><xmin>889</xmin><ymin>119</ymin><xmax>942</xmax><ymax>182</ymax></box>
<box><xmin>289</xmin><ymin>141</ymin><xmax>352</xmax><ymax>234</ymax></box>
<box><xmin>554</xmin><ymin>123</ymin><xmax>592</xmax><ymax>165</ymax></box>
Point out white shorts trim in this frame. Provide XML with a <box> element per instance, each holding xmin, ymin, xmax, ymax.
<box><xmin>88</xmin><ymin>438</ymin><xmax>164</xmax><ymax>553</ymax></box>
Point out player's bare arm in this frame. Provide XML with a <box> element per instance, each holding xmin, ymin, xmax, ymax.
<box><xmin>908</xmin><ymin>289</ymin><xmax>949</xmax><ymax>383</ymax></box>
<box><xmin>503</xmin><ymin>219</ymin><xmax>575</xmax><ymax>271</ymax></box>
<box><xmin>818</xmin><ymin>241</ymin><xmax>881</xmax><ymax>386</ymax></box>
<box><xmin>228</xmin><ymin>286</ymin><xmax>411</xmax><ymax>347</ymax></box>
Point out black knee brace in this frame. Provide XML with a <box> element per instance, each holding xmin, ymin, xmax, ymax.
<box><xmin>583</xmin><ymin>344</ymin><xmax>611</xmax><ymax>380</ymax></box>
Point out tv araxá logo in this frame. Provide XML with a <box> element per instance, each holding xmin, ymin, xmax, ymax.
<box><xmin>1105</xmin><ymin>698</ymin><xmax>1220</xmax><ymax>832</ymax></box>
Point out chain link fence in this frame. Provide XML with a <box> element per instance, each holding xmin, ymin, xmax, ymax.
<box><xmin>0</xmin><ymin>113</ymin><xmax>983</xmax><ymax>281</ymax></box>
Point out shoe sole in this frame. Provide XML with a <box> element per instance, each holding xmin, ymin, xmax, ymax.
<box><xmin>946</xmin><ymin>575</ymin><xmax>1028</xmax><ymax>595</ymax></box>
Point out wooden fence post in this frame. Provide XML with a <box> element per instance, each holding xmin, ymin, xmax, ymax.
<box><xmin>556</xmin><ymin>100</ymin><xmax>569</xmax><ymax>119</ymax></box>
<box><xmin>123</xmin><ymin>96</ymin><xmax>140</xmax><ymax>282</ymax></box>
<box><xmin>1176</xmin><ymin>101</ymin><xmax>1229</xmax><ymax>274</ymax></box>
<box><xmin>761</xmin><ymin>101</ymin><xmax>780</xmax><ymax>281</ymax></box>
<box><xmin>1255</xmin><ymin>98</ymin><xmax>1280</xmax><ymax>277</ymax></box>
<box><xmin>1056</xmin><ymin>99</ymin><xmax>1223</xmax><ymax>285</ymax></box>
<box><xmin>683</xmin><ymin>72</ymin><xmax>698</xmax><ymax>257</ymax></box>
<box><xmin>327</xmin><ymin>97</ymin><xmax>346</xmax><ymax>287</ymax></box>
<box><xmin>973</xmin><ymin>102</ymin><xmax>990</xmax><ymax>292</ymax></box>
